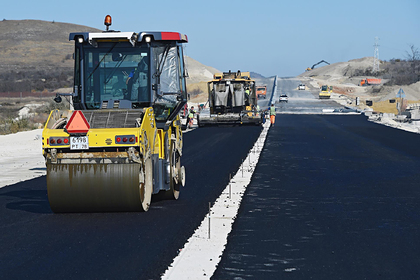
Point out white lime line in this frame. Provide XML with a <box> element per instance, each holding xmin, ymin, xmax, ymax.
<box><xmin>161</xmin><ymin>121</ymin><xmax>271</xmax><ymax>280</ymax></box>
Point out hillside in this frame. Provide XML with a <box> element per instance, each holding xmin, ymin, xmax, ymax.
<box><xmin>185</xmin><ymin>56</ymin><xmax>220</xmax><ymax>84</ymax></box>
<box><xmin>0</xmin><ymin>20</ymin><xmax>100</xmax><ymax>92</ymax></box>
<box><xmin>0</xmin><ymin>19</ymin><xmax>219</xmax><ymax>94</ymax></box>
<box><xmin>299</xmin><ymin>57</ymin><xmax>420</xmax><ymax>113</ymax></box>
<box><xmin>0</xmin><ymin>19</ymin><xmax>100</xmax><ymax>68</ymax></box>
<box><xmin>184</xmin><ymin>56</ymin><xmax>220</xmax><ymax>99</ymax></box>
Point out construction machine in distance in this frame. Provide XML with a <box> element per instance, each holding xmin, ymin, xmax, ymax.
<box><xmin>306</xmin><ymin>60</ymin><xmax>330</xmax><ymax>71</ymax></box>
<box><xmin>360</xmin><ymin>78</ymin><xmax>382</xmax><ymax>86</ymax></box>
<box><xmin>319</xmin><ymin>85</ymin><xmax>332</xmax><ymax>99</ymax></box>
<box><xmin>42</xmin><ymin>15</ymin><xmax>187</xmax><ymax>212</ymax></box>
<box><xmin>197</xmin><ymin>71</ymin><xmax>262</xmax><ymax>126</ymax></box>
<box><xmin>256</xmin><ymin>85</ymin><xmax>267</xmax><ymax>99</ymax></box>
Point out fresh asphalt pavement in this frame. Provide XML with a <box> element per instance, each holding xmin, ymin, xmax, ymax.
<box><xmin>212</xmin><ymin>114</ymin><xmax>420</xmax><ymax>279</ymax></box>
<box><xmin>0</xmin><ymin>126</ymin><xmax>262</xmax><ymax>279</ymax></box>
<box><xmin>2</xmin><ymin>77</ymin><xmax>419</xmax><ymax>279</ymax></box>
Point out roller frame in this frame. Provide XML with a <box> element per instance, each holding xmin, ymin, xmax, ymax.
<box><xmin>198</xmin><ymin>112</ymin><xmax>262</xmax><ymax>126</ymax></box>
<box><xmin>42</xmin><ymin>109</ymin><xmax>185</xmax><ymax>213</ymax></box>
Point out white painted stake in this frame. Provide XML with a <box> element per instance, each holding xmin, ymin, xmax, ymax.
<box><xmin>208</xmin><ymin>202</ymin><xmax>211</xmax><ymax>239</ymax></box>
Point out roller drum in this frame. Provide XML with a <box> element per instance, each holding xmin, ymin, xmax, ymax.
<box><xmin>47</xmin><ymin>163</ymin><xmax>145</xmax><ymax>212</ymax></box>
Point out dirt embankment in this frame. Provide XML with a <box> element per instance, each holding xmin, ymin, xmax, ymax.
<box><xmin>184</xmin><ymin>56</ymin><xmax>220</xmax><ymax>104</ymax></box>
<box><xmin>299</xmin><ymin>57</ymin><xmax>420</xmax><ymax>114</ymax></box>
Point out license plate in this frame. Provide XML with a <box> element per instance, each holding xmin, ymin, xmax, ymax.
<box><xmin>70</xmin><ymin>136</ymin><xmax>89</xmax><ymax>150</ymax></box>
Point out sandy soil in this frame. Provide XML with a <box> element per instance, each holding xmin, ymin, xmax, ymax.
<box><xmin>0</xmin><ymin>129</ymin><xmax>45</xmax><ymax>188</ymax></box>
<box><xmin>185</xmin><ymin>56</ymin><xmax>220</xmax><ymax>84</ymax></box>
<box><xmin>299</xmin><ymin>57</ymin><xmax>420</xmax><ymax>109</ymax></box>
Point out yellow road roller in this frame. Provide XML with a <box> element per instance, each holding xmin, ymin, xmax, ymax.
<box><xmin>42</xmin><ymin>15</ymin><xmax>187</xmax><ymax>212</ymax></box>
<box><xmin>319</xmin><ymin>85</ymin><xmax>332</xmax><ymax>99</ymax></box>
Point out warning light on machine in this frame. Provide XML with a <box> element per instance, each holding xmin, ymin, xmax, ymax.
<box><xmin>115</xmin><ymin>135</ymin><xmax>136</xmax><ymax>144</ymax></box>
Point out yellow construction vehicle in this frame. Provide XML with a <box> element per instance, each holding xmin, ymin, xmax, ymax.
<box><xmin>198</xmin><ymin>71</ymin><xmax>262</xmax><ymax>126</ymax></box>
<box><xmin>306</xmin><ymin>60</ymin><xmax>330</xmax><ymax>71</ymax></box>
<box><xmin>42</xmin><ymin>15</ymin><xmax>187</xmax><ymax>212</ymax></box>
<box><xmin>319</xmin><ymin>85</ymin><xmax>332</xmax><ymax>99</ymax></box>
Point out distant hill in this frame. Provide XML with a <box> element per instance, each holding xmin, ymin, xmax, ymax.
<box><xmin>0</xmin><ymin>19</ymin><xmax>220</xmax><ymax>93</ymax></box>
<box><xmin>250</xmin><ymin>72</ymin><xmax>266</xmax><ymax>79</ymax></box>
<box><xmin>299</xmin><ymin>57</ymin><xmax>375</xmax><ymax>79</ymax></box>
<box><xmin>299</xmin><ymin>57</ymin><xmax>420</xmax><ymax>87</ymax></box>
<box><xmin>298</xmin><ymin>56</ymin><xmax>420</xmax><ymax>104</ymax></box>
<box><xmin>0</xmin><ymin>19</ymin><xmax>100</xmax><ymax>92</ymax></box>
<box><xmin>0</xmin><ymin>19</ymin><xmax>100</xmax><ymax>68</ymax></box>
<box><xmin>185</xmin><ymin>56</ymin><xmax>220</xmax><ymax>84</ymax></box>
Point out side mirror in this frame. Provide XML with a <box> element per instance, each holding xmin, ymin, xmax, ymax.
<box><xmin>112</xmin><ymin>53</ymin><xmax>123</xmax><ymax>61</ymax></box>
<box><xmin>54</xmin><ymin>94</ymin><xmax>62</xmax><ymax>103</ymax></box>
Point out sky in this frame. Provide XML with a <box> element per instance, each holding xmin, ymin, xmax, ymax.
<box><xmin>2</xmin><ymin>0</ymin><xmax>420</xmax><ymax>77</ymax></box>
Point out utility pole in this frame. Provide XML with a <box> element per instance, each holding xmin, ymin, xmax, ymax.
<box><xmin>373</xmin><ymin>37</ymin><xmax>380</xmax><ymax>73</ymax></box>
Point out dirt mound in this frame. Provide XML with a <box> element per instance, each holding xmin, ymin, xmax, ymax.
<box><xmin>185</xmin><ymin>56</ymin><xmax>220</xmax><ymax>84</ymax></box>
<box><xmin>299</xmin><ymin>57</ymin><xmax>420</xmax><ymax>114</ymax></box>
<box><xmin>377</xmin><ymin>81</ymin><xmax>420</xmax><ymax>102</ymax></box>
<box><xmin>185</xmin><ymin>56</ymin><xmax>220</xmax><ymax>97</ymax></box>
<box><xmin>299</xmin><ymin>57</ymin><xmax>374</xmax><ymax>80</ymax></box>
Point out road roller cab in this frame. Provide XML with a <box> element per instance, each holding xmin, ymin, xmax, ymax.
<box><xmin>42</xmin><ymin>15</ymin><xmax>188</xmax><ymax>212</ymax></box>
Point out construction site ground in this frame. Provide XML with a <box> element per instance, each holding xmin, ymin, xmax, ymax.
<box><xmin>299</xmin><ymin>57</ymin><xmax>420</xmax><ymax>114</ymax></box>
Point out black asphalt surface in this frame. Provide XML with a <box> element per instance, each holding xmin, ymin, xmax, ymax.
<box><xmin>213</xmin><ymin>114</ymin><xmax>420</xmax><ymax>280</ymax></box>
<box><xmin>0</xmin><ymin>126</ymin><xmax>262</xmax><ymax>279</ymax></box>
